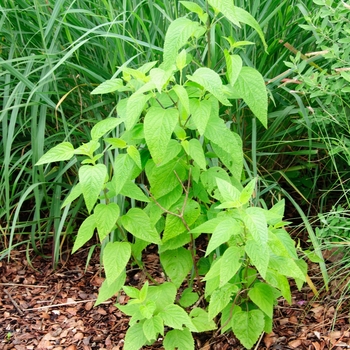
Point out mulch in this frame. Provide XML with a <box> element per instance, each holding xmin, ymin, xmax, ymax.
<box><xmin>0</xmin><ymin>245</ymin><xmax>349</xmax><ymax>350</ymax></box>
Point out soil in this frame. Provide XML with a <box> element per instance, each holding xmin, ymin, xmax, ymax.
<box><xmin>0</xmin><ymin>244</ymin><xmax>349</xmax><ymax>350</ymax></box>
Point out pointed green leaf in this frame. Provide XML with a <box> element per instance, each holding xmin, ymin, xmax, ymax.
<box><xmin>233</xmin><ymin>7</ymin><xmax>267</xmax><ymax>50</ymax></box>
<box><xmin>204</xmin><ymin>116</ymin><xmax>243</xmax><ymax>179</ymax></box>
<box><xmin>231</xmin><ymin>309</ymin><xmax>265</xmax><ymax>349</ymax></box>
<box><xmin>91</xmin><ymin>118</ymin><xmax>123</xmax><ymax>140</ymax></box>
<box><xmin>145</xmin><ymin>158</ymin><xmax>187</xmax><ymax>199</ymax></box>
<box><xmin>147</xmin><ymin>283</ymin><xmax>177</xmax><ymax>313</ymax></box>
<box><xmin>208</xmin><ymin>284</ymin><xmax>237</xmax><ymax>319</ymax></box>
<box><xmin>187</xmin><ymin>68</ymin><xmax>231</xmax><ymax>106</ymax></box>
<box><xmin>244</xmin><ymin>207</ymin><xmax>268</xmax><ymax>245</ymax></box>
<box><xmin>61</xmin><ymin>183</ymin><xmax>82</xmax><ymax>209</ymax></box>
<box><xmin>79</xmin><ymin>164</ymin><xmax>107</xmax><ymax>213</ymax></box>
<box><xmin>144</xmin><ymin>107</ymin><xmax>178</xmax><ymax>164</ymax></box>
<box><xmin>103</xmin><ymin>242</ymin><xmax>131</xmax><ymax>285</ymax></box>
<box><xmin>125</xmin><ymin>93</ymin><xmax>151</xmax><ymax>130</ymax></box>
<box><xmin>245</xmin><ymin>240</ymin><xmax>269</xmax><ymax>279</ymax></box>
<box><xmin>269</xmin><ymin>255</ymin><xmax>306</xmax><ymax>281</ymax></box>
<box><xmin>159</xmin><ymin>304</ymin><xmax>193</xmax><ymax>330</ymax></box>
<box><xmin>121</xmin><ymin>208</ymin><xmax>161</xmax><ymax>244</ymax></box>
<box><xmin>189</xmin><ymin>99</ymin><xmax>211</xmax><ymax>136</ymax></box>
<box><xmin>163</xmin><ymin>17</ymin><xmax>204</xmax><ymax>70</ymax></box>
<box><xmin>112</xmin><ymin>153</ymin><xmax>135</xmax><ymax>194</ymax></box>
<box><xmin>225</xmin><ymin>51</ymin><xmax>242</xmax><ymax>86</ymax></box>
<box><xmin>234</xmin><ymin>66</ymin><xmax>267</xmax><ymax>128</ymax></box>
<box><xmin>95</xmin><ymin>270</ymin><xmax>125</xmax><ymax>306</ymax></box>
<box><xmin>189</xmin><ymin>308</ymin><xmax>217</xmax><ymax>332</ymax></box>
<box><xmin>120</xmin><ymin>181</ymin><xmax>150</xmax><ymax>202</ymax></box>
<box><xmin>127</xmin><ymin>145</ymin><xmax>142</xmax><ymax>169</ymax></box>
<box><xmin>163</xmin><ymin>328</ymin><xmax>194</xmax><ymax>350</ymax></box>
<box><xmin>94</xmin><ymin>203</ymin><xmax>120</xmax><ymax>241</ymax></box>
<box><xmin>150</xmin><ymin>67</ymin><xmax>173</xmax><ymax>93</ymax></box>
<box><xmin>72</xmin><ymin>215</ymin><xmax>96</xmax><ymax>253</ymax></box>
<box><xmin>265</xmin><ymin>270</ymin><xmax>291</xmax><ymax>304</ymax></box>
<box><xmin>160</xmin><ymin>248</ymin><xmax>192</xmax><ymax>288</ymax></box>
<box><xmin>220</xmin><ymin>246</ymin><xmax>244</xmax><ymax>287</ymax></box>
<box><xmin>208</xmin><ymin>0</ymin><xmax>240</xmax><ymax>27</ymax></box>
<box><xmin>179</xmin><ymin>288</ymin><xmax>199</xmax><ymax>308</ymax></box>
<box><xmin>91</xmin><ymin>78</ymin><xmax>124</xmax><ymax>94</ymax></box>
<box><xmin>216</xmin><ymin>178</ymin><xmax>241</xmax><ymax>203</ymax></box>
<box><xmin>248</xmin><ymin>283</ymin><xmax>277</xmax><ymax>318</ymax></box>
<box><xmin>188</xmin><ymin>138</ymin><xmax>206</xmax><ymax>170</ymax></box>
<box><xmin>173</xmin><ymin>84</ymin><xmax>190</xmax><ymax>115</ymax></box>
<box><xmin>36</xmin><ymin>142</ymin><xmax>75</xmax><ymax>165</ymax></box>
<box><xmin>206</xmin><ymin>218</ymin><xmax>241</xmax><ymax>256</ymax></box>
<box><xmin>240</xmin><ymin>178</ymin><xmax>257</xmax><ymax>204</ymax></box>
<box><xmin>143</xmin><ymin>316</ymin><xmax>163</xmax><ymax>342</ymax></box>
<box><xmin>190</xmin><ymin>217</ymin><xmax>224</xmax><ymax>234</ymax></box>
<box><xmin>124</xmin><ymin>322</ymin><xmax>148</xmax><ymax>350</ymax></box>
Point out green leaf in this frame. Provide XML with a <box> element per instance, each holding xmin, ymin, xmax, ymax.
<box><xmin>265</xmin><ymin>270</ymin><xmax>291</xmax><ymax>304</ymax></box>
<box><xmin>220</xmin><ymin>246</ymin><xmax>244</xmax><ymax>287</ymax></box>
<box><xmin>208</xmin><ymin>284</ymin><xmax>237</xmax><ymax>319</ymax></box>
<box><xmin>94</xmin><ymin>203</ymin><xmax>120</xmax><ymax>241</ymax></box>
<box><xmin>159</xmin><ymin>304</ymin><xmax>193</xmax><ymax>330</ymax></box>
<box><xmin>139</xmin><ymin>300</ymin><xmax>157</xmax><ymax>319</ymax></box>
<box><xmin>121</xmin><ymin>208</ymin><xmax>161</xmax><ymax>244</ymax></box>
<box><xmin>244</xmin><ymin>207</ymin><xmax>268</xmax><ymax>245</ymax></box>
<box><xmin>124</xmin><ymin>321</ymin><xmax>148</xmax><ymax>350</ymax></box>
<box><xmin>180</xmin><ymin>1</ymin><xmax>204</xmax><ymax>16</ymax></box>
<box><xmin>240</xmin><ymin>178</ymin><xmax>257</xmax><ymax>204</ymax></box>
<box><xmin>189</xmin><ymin>308</ymin><xmax>217</xmax><ymax>332</ymax></box>
<box><xmin>225</xmin><ymin>51</ymin><xmax>242</xmax><ymax>86</ymax></box>
<box><xmin>204</xmin><ymin>116</ymin><xmax>243</xmax><ymax>179</ymax></box>
<box><xmin>160</xmin><ymin>248</ymin><xmax>192</xmax><ymax>288</ymax></box>
<box><xmin>163</xmin><ymin>199</ymin><xmax>200</xmax><ymax>242</ymax></box>
<box><xmin>147</xmin><ymin>283</ymin><xmax>177</xmax><ymax>313</ymax></box>
<box><xmin>163</xmin><ymin>328</ymin><xmax>194</xmax><ymax>350</ymax></box>
<box><xmin>112</xmin><ymin>153</ymin><xmax>135</xmax><ymax>194</ymax></box>
<box><xmin>150</xmin><ymin>67</ymin><xmax>173</xmax><ymax>93</ymax></box>
<box><xmin>145</xmin><ymin>158</ymin><xmax>187</xmax><ymax>199</ymax></box>
<box><xmin>79</xmin><ymin>164</ymin><xmax>107</xmax><ymax>213</ymax></box>
<box><xmin>143</xmin><ymin>316</ymin><xmax>163</xmax><ymax>342</ymax></box>
<box><xmin>72</xmin><ymin>215</ymin><xmax>96</xmax><ymax>253</ymax></box>
<box><xmin>125</xmin><ymin>93</ymin><xmax>151</xmax><ymax>130</ymax></box>
<box><xmin>172</xmin><ymin>84</ymin><xmax>190</xmax><ymax>115</ymax></box>
<box><xmin>206</xmin><ymin>218</ymin><xmax>241</xmax><ymax>256</ymax></box>
<box><xmin>248</xmin><ymin>283</ymin><xmax>277</xmax><ymax>319</ymax></box>
<box><xmin>179</xmin><ymin>288</ymin><xmax>199</xmax><ymax>308</ymax></box>
<box><xmin>74</xmin><ymin>140</ymin><xmax>100</xmax><ymax>156</ymax></box>
<box><xmin>91</xmin><ymin>118</ymin><xmax>123</xmax><ymax>140</ymax></box>
<box><xmin>245</xmin><ymin>240</ymin><xmax>269</xmax><ymax>279</ymax></box>
<box><xmin>103</xmin><ymin>242</ymin><xmax>131</xmax><ymax>285</ymax></box>
<box><xmin>95</xmin><ymin>270</ymin><xmax>125</xmax><ymax>306</ymax></box>
<box><xmin>216</xmin><ymin>178</ymin><xmax>241</xmax><ymax>203</ymax></box>
<box><xmin>61</xmin><ymin>183</ymin><xmax>82</xmax><ymax>209</ymax></box>
<box><xmin>268</xmin><ymin>255</ymin><xmax>306</xmax><ymax>281</ymax></box>
<box><xmin>104</xmin><ymin>138</ymin><xmax>127</xmax><ymax>149</ymax></box>
<box><xmin>127</xmin><ymin>145</ymin><xmax>142</xmax><ymax>169</ymax></box>
<box><xmin>91</xmin><ymin>78</ymin><xmax>124</xmax><ymax>94</ymax></box>
<box><xmin>36</xmin><ymin>142</ymin><xmax>75</xmax><ymax>165</ymax></box>
<box><xmin>187</xmin><ymin>68</ymin><xmax>231</xmax><ymax>106</ymax></box>
<box><xmin>208</xmin><ymin>0</ymin><xmax>240</xmax><ymax>26</ymax></box>
<box><xmin>120</xmin><ymin>181</ymin><xmax>150</xmax><ymax>202</ymax></box>
<box><xmin>189</xmin><ymin>99</ymin><xmax>211</xmax><ymax>136</ymax></box>
<box><xmin>233</xmin><ymin>7</ymin><xmax>267</xmax><ymax>50</ymax></box>
<box><xmin>231</xmin><ymin>309</ymin><xmax>265</xmax><ymax>349</ymax></box>
<box><xmin>200</xmin><ymin>167</ymin><xmax>232</xmax><ymax>194</ymax></box>
<box><xmin>144</xmin><ymin>107</ymin><xmax>179</xmax><ymax>164</ymax></box>
<box><xmin>188</xmin><ymin>138</ymin><xmax>206</xmax><ymax>170</ymax></box>
<box><xmin>123</xmin><ymin>285</ymin><xmax>140</xmax><ymax>299</ymax></box>
<box><xmin>233</xmin><ymin>66</ymin><xmax>267</xmax><ymax>128</ymax></box>
<box><xmin>190</xmin><ymin>217</ymin><xmax>224</xmax><ymax>234</ymax></box>
<box><xmin>163</xmin><ymin>17</ymin><xmax>205</xmax><ymax>70</ymax></box>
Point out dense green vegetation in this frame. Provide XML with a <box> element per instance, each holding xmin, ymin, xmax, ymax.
<box><xmin>1</xmin><ymin>0</ymin><xmax>349</xmax><ymax>348</ymax></box>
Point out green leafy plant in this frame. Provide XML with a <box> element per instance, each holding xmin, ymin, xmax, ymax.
<box><xmin>36</xmin><ymin>1</ymin><xmax>306</xmax><ymax>348</ymax></box>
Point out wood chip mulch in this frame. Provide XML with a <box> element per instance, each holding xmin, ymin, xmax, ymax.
<box><xmin>0</xmin><ymin>246</ymin><xmax>349</xmax><ymax>350</ymax></box>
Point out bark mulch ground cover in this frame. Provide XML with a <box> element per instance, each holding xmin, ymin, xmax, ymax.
<box><xmin>0</xmin><ymin>245</ymin><xmax>349</xmax><ymax>350</ymax></box>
